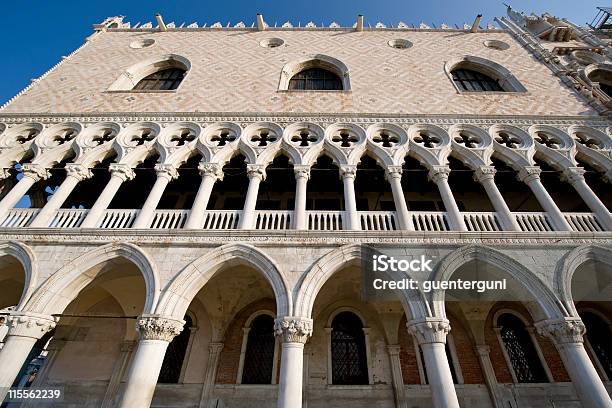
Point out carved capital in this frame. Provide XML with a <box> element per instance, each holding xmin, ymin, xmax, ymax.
<box><xmin>21</xmin><ymin>164</ymin><xmax>50</xmax><ymax>181</ymax></box>
<box><xmin>428</xmin><ymin>166</ymin><xmax>451</xmax><ymax>183</ymax></box>
<box><xmin>208</xmin><ymin>342</ymin><xmax>224</xmax><ymax>355</ymax></box>
<box><xmin>517</xmin><ymin>166</ymin><xmax>542</xmax><ymax>183</ymax></box>
<box><xmin>246</xmin><ymin>164</ymin><xmax>266</xmax><ymax>180</ymax></box>
<box><xmin>340</xmin><ymin>165</ymin><xmax>357</xmax><ymax>179</ymax></box>
<box><xmin>154</xmin><ymin>163</ymin><xmax>178</xmax><ymax>180</ymax></box>
<box><xmin>474</xmin><ymin>166</ymin><xmax>497</xmax><ymax>183</ymax></box>
<box><xmin>274</xmin><ymin>317</ymin><xmax>313</xmax><ymax>344</ymax></box>
<box><xmin>561</xmin><ymin>167</ymin><xmax>586</xmax><ymax>185</ymax></box>
<box><xmin>294</xmin><ymin>165</ymin><xmax>311</xmax><ymax>180</ymax></box>
<box><xmin>198</xmin><ymin>162</ymin><xmax>224</xmax><ymax>180</ymax></box>
<box><xmin>6</xmin><ymin>312</ymin><xmax>58</xmax><ymax>339</ymax></box>
<box><xmin>407</xmin><ymin>318</ymin><xmax>450</xmax><ymax>345</ymax></box>
<box><xmin>65</xmin><ymin>164</ymin><xmax>93</xmax><ymax>181</ymax></box>
<box><xmin>386</xmin><ymin>344</ymin><xmax>401</xmax><ymax>356</ymax></box>
<box><xmin>109</xmin><ymin>163</ymin><xmax>135</xmax><ymax>182</ymax></box>
<box><xmin>535</xmin><ymin>318</ymin><xmax>585</xmax><ymax>345</ymax></box>
<box><xmin>385</xmin><ymin>165</ymin><xmax>403</xmax><ymax>181</ymax></box>
<box><xmin>136</xmin><ymin>315</ymin><xmax>185</xmax><ymax>342</ymax></box>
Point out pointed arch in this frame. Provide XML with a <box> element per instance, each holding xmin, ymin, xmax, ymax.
<box><xmin>0</xmin><ymin>241</ymin><xmax>37</xmax><ymax>309</ymax></box>
<box><xmin>108</xmin><ymin>54</ymin><xmax>191</xmax><ymax>91</ymax></box>
<box><xmin>279</xmin><ymin>54</ymin><xmax>350</xmax><ymax>91</ymax></box>
<box><xmin>293</xmin><ymin>244</ymin><xmax>429</xmax><ymax>320</ymax></box>
<box><xmin>23</xmin><ymin>242</ymin><xmax>160</xmax><ymax>315</ymax></box>
<box><xmin>431</xmin><ymin>245</ymin><xmax>568</xmax><ymax>320</ymax></box>
<box><xmin>445</xmin><ymin>55</ymin><xmax>527</xmax><ymax>93</ymax></box>
<box><xmin>556</xmin><ymin>245</ymin><xmax>612</xmax><ymax>317</ymax></box>
<box><xmin>156</xmin><ymin>243</ymin><xmax>291</xmax><ymax>319</ymax></box>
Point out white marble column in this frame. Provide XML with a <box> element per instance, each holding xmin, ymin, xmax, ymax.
<box><xmin>118</xmin><ymin>315</ymin><xmax>184</xmax><ymax>408</ymax></box>
<box><xmin>518</xmin><ymin>167</ymin><xmax>571</xmax><ymax>231</ymax></box>
<box><xmin>132</xmin><ymin>164</ymin><xmax>178</xmax><ymax>229</ymax></box>
<box><xmin>80</xmin><ymin>164</ymin><xmax>135</xmax><ymax>228</ymax></box>
<box><xmin>238</xmin><ymin>164</ymin><xmax>266</xmax><ymax>230</ymax></box>
<box><xmin>29</xmin><ymin>164</ymin><xmax>92</xmax><ymax>228</ymax></box>
<box><xmin>198</xmin><ymin>342</ymin><xmax>224</xmax><ymax>408</ymax></box>
<box><xmin>536</xmin><ymin>318</ymin><xmax>612</xmax><ymax>408</ymax></box>
<box><xmin>275</xmin><ymin>317</ymin><xmax>313</xmax><ymax>408</ymax></box>
<box><xmin>428</xmin><ymin>166</ymin><xmax>467</xmax><ymax>231</ymax></box>
<box><xmin>0</xmin><ymin>164</ymin><xmax>49</xmax><ymax>218</ymax></box>
<box><xmin>385</xmin><ymin>166</ymin><xmax>413</xmax><ymax>231</ymax></box>
<box><xmin>340</xmin><ymin>165</ymin><xmax>360</xmax><ymax>230</ymax></box>
<box><xmin>387</xmin><ymin>345</ymin><xmax>408</xmax><ymax>408</ymax></box>
<box><xmin>407</xmin><ymin>318</ymin><xmax>460</xmax><ymax>408</ymax></box>
<box><xmin>185</xmin><ymin>163</ymin><xmax>224</xmax><ymax>229</ymax></box>
<box><xmin>101</xmin><ymin>340</ymin><xmax>135</xmax><ymax>408</ymax></box>
<box><xmin>293</xmin><ymin>165</ymin><xmax>310</xmax><ymax>230</ymax></box>
<box><xmin>0</xmin><ymin>312</ymin><xmax>58</xmax><ymax>403</ymax></box>
<box><xmin>474</xmin><ymin>166</ymin><xmax>521</xmax><ymax>231</ymax></box>
<box><xmin>562</xmin><ymin>167</ymin><xmax>612</xmax><ymax>230</ymax></box>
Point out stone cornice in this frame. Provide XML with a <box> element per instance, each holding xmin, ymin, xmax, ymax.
<box><xmin>0</xmin><ymin>229</ymin><xmax>609</xmax><ymax>247</ymax></box>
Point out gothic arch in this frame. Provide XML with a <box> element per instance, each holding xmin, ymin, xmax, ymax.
<box><xmin>22</xmin><ymin>242</ymin><xmax>160</xmax><ymax>315</ymax></box>
<box><xmin>0</xmin><ymin>241</ymin><xmax>37</xmax><ymax>309</ymax></box>
<box><xmin>278</xmin><ymin>54</ymin><xmax>351</xmax><ymax>91</ymax></box>
<box><xmin>155</xmin><ymin>243</ymin><xmax>291</xmax><ymax>319</ymax></box>
<box><xmin>556</xmin><ymin>245</ymin><xmax>612</xmax><ymax>317</ymax></box>
<box><xmin>293</xmin><ymin>244</ymin><xmax>430</xmax><ymax>320</ymax></box>
<box><xmin>431</xmin><ymin>245</ymin><xmax>568</xmax><ymax>320</ymax></box>
<box><xmin>445</xmin><ymin>55</ymin><xmax>527</xmax><ymax>93</ymax></box>
<box><xmin>108</xmin><ymin>54</ymin><xmax>191</xmax><ymax>91</ymax></box>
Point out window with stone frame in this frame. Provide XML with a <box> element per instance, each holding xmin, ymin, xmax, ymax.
<box><xmin>288</xmin><ymin>68</ymin><xmax>343</xmax><ymax>91</ymax></box>
<box><xmin>133</xmin><ymin>68</ymin><xmax>186</xmax><ymax>91</ymax></box>
<box><xmin>451</xmin><ymin>68</ymin><xmax>504</xmax><ymax>92</ymax></box>
<box><xmin>331</xmin><ymin>312</ymin><xmax>369</xmax><ymax>385</ymax></box>
<box><xmin>241</xmin><ymin>314</ymin><xmax>276</xmax><ymax>384</ymax></box>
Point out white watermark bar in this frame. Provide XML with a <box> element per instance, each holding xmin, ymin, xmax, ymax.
<box><xmin>1</xmin><ymin>387</ymin><xmax>64</xmax><ymax>402</ymax></box>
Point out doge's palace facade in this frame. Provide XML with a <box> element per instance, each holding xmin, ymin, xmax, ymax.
<box><xmin>0</xmin><ymin>6</ymin><xmax>611</xmax><ymax>408</ymax></box>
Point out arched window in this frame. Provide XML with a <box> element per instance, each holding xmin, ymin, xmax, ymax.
<box><xmin>581</xmin><ymin>311</ymin><xmax>612</xmax><ymax>379</ymax></box>
<box><xmin>288</xmin><ymin>68</ymin><xmax>343</xmax><ymax>91</ymax></box>
<box><xmin>331</xmin><ymin>311</ymin><xmax>368</xmax><ymax>384</ymax></box>
<box><xmin>241</xmin><ymin>314</ymin><xmax>276</xmax><ymax>384</ymax></box>
<box><xmin>133</xmin><ymin>68</ymin><xmax>186</xmax><ymax>91</ymax></box>
<box><xmin>158</xmin><ymin>314</ymin><xmax>192</xmax><ymax>383</ymax></box>
<box><xmin>451</xmin><ymin>68</ymin><xmax>504</xmax><ymax>92</ymax></box>
<box><xmin>497</xmin><ymin>313</ymin><xmax>548</xmax><ymax>383</ymax></box>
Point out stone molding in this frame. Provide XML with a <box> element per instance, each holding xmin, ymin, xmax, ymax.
<box><xmin>407</xmin><ymin>318</ymin><xmax>451</xmax><ymax>344</ymax></box>
<box><xmin>535</xmin><ymin>318</ymin><xmax>586</xmax><ymax>344</ymax></box>
<box><xmin>136</xmin><ymin>314</ymin><xmax>185</xmax><ymax>342</ymax></box>
<box><xmin>274</xmin><ymin>317</ymin><xmax>313</xmax><ymax>343</ymax></box>
<box><xmin>5</xmin><ymin>312</ymin><xmax>58</xmax><ymax>339</ymax></box>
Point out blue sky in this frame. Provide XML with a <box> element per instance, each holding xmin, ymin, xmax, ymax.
<box><xmin>0</xmin><ymin>1</ymin><xmax>603</xmax><ymax>105</ymax></box>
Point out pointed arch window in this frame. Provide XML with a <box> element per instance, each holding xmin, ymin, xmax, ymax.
<box><xmin>158</xmin><ymin>314</ymin><xmax>193</xmax><ymax>383</ymax></box>
<box><xmin>331</xmin><ymin>311</ymin><xmax>369</xmax><ymax>384</ymax></box>
<box><xmin>581</xmin><ymin>311</ymin><xmax>612</xmax><ymax>379</ymax></box>
<box><xmin>133</xmin><ymin>68</ymin><xmax>186</xmax><ymax>91</ymax></box>
<box><xmin>241</xmin><ymin>314</ymin><xmax>276</xmax><ymax>384</ymax></box>
<box><xmin>497</xmin><ymin>313</ymin><xmax>548</xmax><ymax>383</ymax></box>
<box><xmin>451</xmin><ymin>68</ymin><xmax>504</xmax><ymax>92</ymax></box>
<box><xmin>288</xmin><ymin>68</ymin><xmax>343</xmax><ymax>91</ymax></box>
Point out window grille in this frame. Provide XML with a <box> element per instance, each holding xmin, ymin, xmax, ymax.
<box><xmin>451</xmin><ymin>68</ymin><xmax>504</xmax><ymax>92</ymax></box>
<box><xmin>242</xmin><ymin>314</ymin><xmax>275</xmax><ymax>384</ymax></box>
<box><xmin>288</xmin><ymin>68</ymin><xmax>343</xmax><ymax>90</ymax></box>
<box><xmin>133</xmin><ymin>68</ymin><xmax>186</xmax><ymax>91</ymax></box>
<box><xmin>498</xmin><ymin>313</ymin><xmax>548</xmax><ymax>383</ymax></box>
<box><xmin>331</xmin><ymin>312</ymin><xmax>368</xmax><ymax>385</ymax></box>
<box><xmin>582</xmin><ymin>312</ymin><xmax>612</xmax><ymax>379</ymax></box>
<box><xmin>158</xmin><ymin>315</ymin><xmax>192</xmax><ymax>383</ymax></box>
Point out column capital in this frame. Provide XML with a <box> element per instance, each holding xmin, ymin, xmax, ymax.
<box><xmin>517</xmin><ymin>166</ymin><xmax>542</xmax><ymax>183</ymax></box>
<box><xmin>120</xmin><ymin>340</ymin><xmax>136</xmax><ymax>352</ymax></box>
<box><xmin>154</xmin><ymin>163</ymin><xmax>178</xmax><ymax>180</ymax></box>
<box><xmin>340</xmin><ymin>165</ymin><xmax>357</xmax><ymax>179</ymax></box>
<box><xmin>0</xmin><ymin>168</ymin><xmax>12</xmax><ymax>179</ymax></box>
<box><xmin>385</xmin><ymin>165</ymin><xmax>403</xmax><ymax>181</ymax></box>
<box><xmin>208</xmin><ymin>342</ymin><xmax>224</xmax><ymax>354</ymax></box>
<box><xmin>274</xmin><ymin>317</ymin><xmax>313</xmax><ymax>344</ymax></box>
<box><xmin>294</xmin><ymin>165</ymin><xmax>311</xmax><ymax>180</ymax></box>
<box><xmin>561</xmin><ymin>167</ymin><xmax>586</xmax><ymax>185</ymax></box>
<box><xmin>21</xmin><ymin>164</ymin><xmax>50</xmax><ymax>181</ymax></box>
<box><xmin>5</xmin><ymin>312</ymin><xmax>58</xmax><ymax>339</ymax></box>
<box><xmin>65</xmin><ymin>163</ymin><xmax>93</xmax><ymax>181</ymax></box>
<box><xmin>428</xmin><ymin>166</ymin><xmax>451</xmax><ymax>183</ymax></box>
<box><xmin>474</xmin><ymin>166</ymin><xmax>497</xmax><ymax>183</ymax></box>
<box><xmin>246</xmin><ymin>164</ymin><xmax>266</xmax><ymax>180</ymax></box>
<box><xmin>135</xmin><ymin>314</ymin><xmax>185</xmax><ymax>342</ymax></box>
<box><xmin>474</xmin><ymin>344</ymin><xmax>491</xmax><ymax>357</ymax></box>
<box><xmin>109</xmin><ymin>163</ymin><xmax>135</xmax><ymax>182</ymax></box>
<box><xmin>535</xmin><ymin>317</ymin><xmax>586</xmax><ymax>344</ymax></box>
<box><xmin>386</xmin><ymin>344</ymin><xmax>401</xmax><ymax>356</ymax></box>
<box><xmin>407</xmin><ymin>317</ymin><xmax>450</xmax><ymax>345</ymax></box>
<box><xmin>198</xmin><ymin>162</ymin><xmax>224</xmax><ymax>180</ymax></box>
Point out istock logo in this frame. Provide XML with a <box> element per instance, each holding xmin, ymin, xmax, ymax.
<box><xmin>372</xmin><ymin>254</ymin><xmax>433</xmax><ymax>272</ymax></box>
